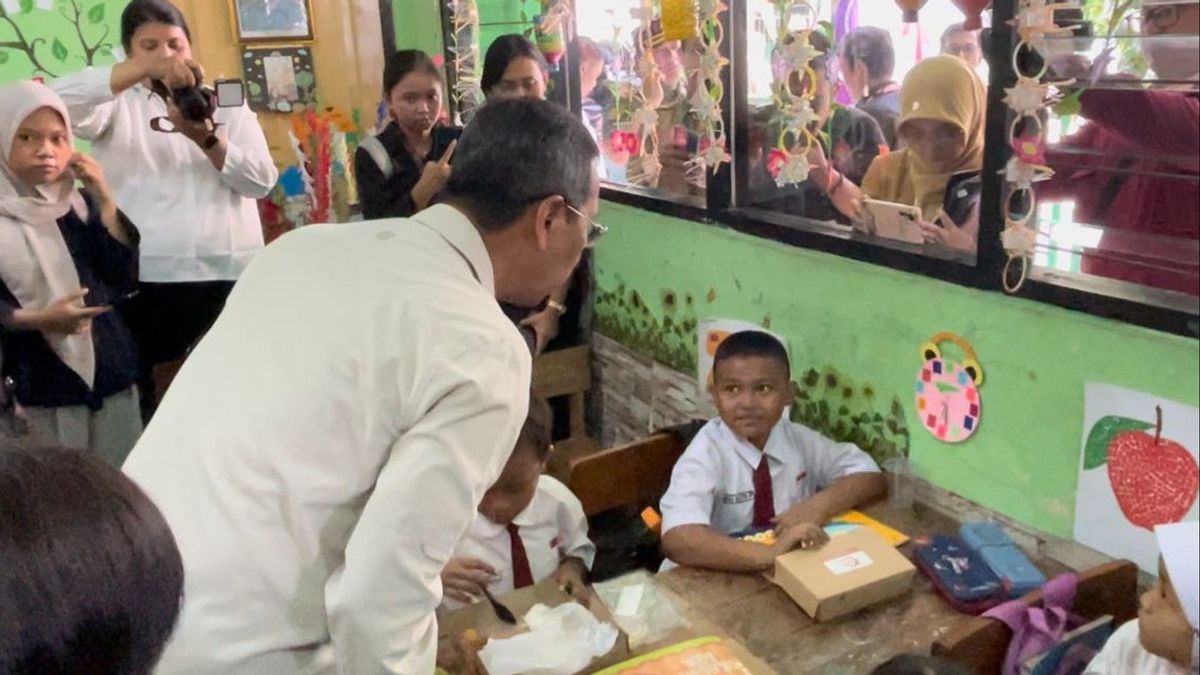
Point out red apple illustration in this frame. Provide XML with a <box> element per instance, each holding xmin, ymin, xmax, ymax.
<box><xmin>1085</xmin><ymin>406</ymin><xmax>1199</xmax><ymax>531</ymax></box>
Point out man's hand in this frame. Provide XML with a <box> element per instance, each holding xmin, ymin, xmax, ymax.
<box><xmin>440</xmin><ymin>557</ymin><xmax>496</xmax><ymax>605</ymax></box>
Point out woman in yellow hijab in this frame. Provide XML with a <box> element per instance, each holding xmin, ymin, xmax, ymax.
<box><xmin>833</xmin><ymin>55</ymin><xmax>985</xmax><ymax>252</ymax></box>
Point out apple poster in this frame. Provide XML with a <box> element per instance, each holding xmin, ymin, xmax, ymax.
<box><xmin>1075</xmin><ymin>383</ymin><xmax>1200</xmax><ymax>574</ymax></box>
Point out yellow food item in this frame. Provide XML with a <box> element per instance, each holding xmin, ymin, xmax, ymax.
<box><xmin>741</xmin><ymin>530</ymin><xmax>777</xmax><ymax>545</ymax></box>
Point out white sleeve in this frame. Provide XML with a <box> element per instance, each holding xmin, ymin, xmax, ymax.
<box><xmin>218</xmin><ymin>106</ymin><xmax>279</xmax><ymax>199</ymax></box>
<box><xmin>795</xmin><ymin>424</ymin><xmax>880</xmax><ymax>490</ymax></box>
<box><xmin>49</xmin><ymin>65</ymin><xmax>118</xmax><ymax>141</ymax></box>
<box><xmin>1083</xmin><ymin>621</ymin><xmax>1138</xmax><ymax>675</ymax></box>
<box><xmin>659</xmin><ymin>440</ymin><xmax>719</xmax><ymax>535</ymax></box>
<box><xmin>324</xmin><ymin>338</ymin><xmax>530</xmax><ymax>675</ymax></box>
<box><xmin>547</xmin><ymin>478</ymin><xmax>596</xmax><ymax>570</ymax></box>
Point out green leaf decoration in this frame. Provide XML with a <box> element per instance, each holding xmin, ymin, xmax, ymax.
<box><xmin>19</xmin><ymin>0</ymin><xmax>33</xmax><ymax>14</ymax></box>
<box><xmin>1053</xmin><ymin>90</ymin><xmax>1084</xmax><ymax>117</ymax></box>
<box><xmin>1084</xmin><ymin>415</ymin><xmax>1153</xmax><ymax>470</ymax></box>
<box><xmin>0</xmin><ymin>50</ymin><xmax>9</xmax><ymax>65</ymax></box>
<box><xmin>88</xmin><ymin>3</ymin><xmax>105</xmax><ymax>24</ymax></box>
<box><xmin>51</xmin><ymin>38</ymin><xmax>68</xmax><ymax>62</ymax></box>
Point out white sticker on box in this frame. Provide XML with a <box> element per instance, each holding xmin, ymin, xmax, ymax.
<box><xmin>614</xmin><ymin>583</ymin><xmax>645</xmax><ymax>617</ymax></box>
<box><xmin>824</xmin><ymin>549</ymin><xmax>874</xmax><ymax>576</ymax></box>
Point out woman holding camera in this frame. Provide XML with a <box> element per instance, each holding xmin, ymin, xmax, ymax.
<box><xmin>51</xmin><ymin>0</ymin><xmax>277</xmax><ymax>416</ymax></box>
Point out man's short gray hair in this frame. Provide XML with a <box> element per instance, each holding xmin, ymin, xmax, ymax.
<box><xmin>444</xmin><ymin>98</ymin><xmax>598</xmax><ymax>232</ymax></box>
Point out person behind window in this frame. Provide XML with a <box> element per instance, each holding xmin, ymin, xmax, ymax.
<box><xmin>941</xmin><ymin>22</ymin><xmax>984</xmax><ymax>71</ymax></box>
<box><xmin>576</xmin><ymin>36</ymin><xmax>622</xmax><ymax>182</ymax></box>
<box><xmin>1039</xmin><ymin>0</ymin><xmax>1199</xmax><ymax>297</ymax></box>
<box><xmin>0</xmin><ymin>82</ymin><xmax>142</xmax><ymax>466</ymax></box>
<box><xmin>355</xmin><ymin>49</ymin><xmax>458</xmax><ymax>220</ymax></box>
<box><xmin>481</xmin><ymin>34</ymin><xmax>549</xmax><ymax>101</ymax></box>
<box><xmin>836</xmin><ymin>56</ymin><xmax>985</xmax><ymax>254</ymax></box>
<box><xmin>0</xmin><ymin>443</ymin><xmax>184</xmax><ymax>675</ymax></box>
<box><xmin>50</xmin><ymin>0</ymin><xmax>278</xmax><ymax>419</ymax></box>
<box><xmin>746</xmin><ymin>31</ymin><xmax>886</xmax><ymax>225</ymax></box>
<box><xmin>840</xmin><ymin>27</ymin><xmax>901</xmax><ymax>149</ymax></box>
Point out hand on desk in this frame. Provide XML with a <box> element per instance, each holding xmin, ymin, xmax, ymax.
<box><xmin>773</xmin><ymin>499</ymin><xmax>828</xmax><ymax>534</ymax></box>
<box><xmin>771</xmin><ymin>522</ymin><xmax>829</xmax><ymax>557</ymax></box>
<box><xmin>552</xmin><ymin>558</ymin><xmax>589</xmax><ymax>601</ymax></box>
<box><xmin>442</xmin><ymin>557</ymin><xmax>497</xmax><ymax>605</ymax></box>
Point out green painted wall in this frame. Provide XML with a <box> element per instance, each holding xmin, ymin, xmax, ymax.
<box><xmin>593</xmin><ymin>201</ymin><xmax>1200</xmax><ymax>539</ymax></box>
<box><xmin>392</xmin><ymin>0</ymin><xmax>443</xmax><ymax>59</ymax></box>
<box><xmin>0</xmin><ymin>0</ymin><xmax>125</xmax><ymax>82</ymax></box>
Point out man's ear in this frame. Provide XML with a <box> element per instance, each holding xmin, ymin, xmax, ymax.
<box><xmin>531</xmin><ymin>195</ymin><xmax>567</xmax><ymax>252</ymax></box>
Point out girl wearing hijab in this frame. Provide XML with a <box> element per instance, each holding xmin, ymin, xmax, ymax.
<box><xmin>1085</xmin><ymin>521</ymin><xmax>1199</xmax><ymax>674</ymax></box>
<box><xmin>0</xmin><ymin>82</ymin><xmax>141</xmax><ymax>466</ymax></box>
<box><xmin>831</xmin><ymin>55</ymin><xmax>985</xmax><ymax>254</ymax></box>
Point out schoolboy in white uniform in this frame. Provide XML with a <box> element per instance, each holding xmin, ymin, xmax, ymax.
<box><xmin>1085</xmin><ymin>521</ymin><xmax>1199</xmax><ymax>675</ymax></box>
<box><xmin>441</xmin><ymin>399</ymin><xmax>595</xmax><ymax>608</ymax></box>
<box><xmin>661</xmin><ymin>330</ymin><xmax>886</xmax><ymax>572</ymax></box>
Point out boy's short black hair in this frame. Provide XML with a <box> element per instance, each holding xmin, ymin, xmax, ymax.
<box><xmin>870</xmin><ymin>655</ymin><xmax>972</xmax><ymax>675</ymax></box>
<box><xmin>712</xmin><ymin>330</ymin><xmax>790</xmax><ymax>379</ymax></box>
<box><xmin>515</xmin><ymin>395</ymin><xmax>554</xmax><ymax>462</ymax></box>
<box><xmin>0</xmin><ymin>445</ymin><xmax>184</xmax><ymax>675</ymax></box>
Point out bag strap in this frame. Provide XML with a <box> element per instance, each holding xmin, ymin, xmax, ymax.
<box><xmin>359</xmin><ymin>135</ymin><xmax>394</xmax><ymax>180</ymax></box>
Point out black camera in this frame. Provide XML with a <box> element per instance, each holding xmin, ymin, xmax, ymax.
<box><xmin>150</xmin><ymin>63</ymin><xmax>245</xmax><ymax>129</ymax></box>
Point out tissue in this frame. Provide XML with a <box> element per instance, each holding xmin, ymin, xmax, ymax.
<box><xmin>479</xmin><ymin>603</ymin><xmax>620</xmax><ymax>675</ymax></box>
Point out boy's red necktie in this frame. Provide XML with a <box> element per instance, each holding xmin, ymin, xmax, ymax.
<box><xmin>752</xmin><ymin>455</ymin><xmax>775</xmax><ymax>527</ymax></box>
<box><xmin>506</xmin><ymin>523</ymin><xmax>534</xmax><ymax>589</ymax></box>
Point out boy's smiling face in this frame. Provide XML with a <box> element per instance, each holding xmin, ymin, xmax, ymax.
<box><xmin>1138</xmin><ymin>557</ymin><xmax>1196</xmax><ymax>666</ymax></box>
<box><xmin>710</xmin><ymin>355</ymin><xmax>794</xmax><ymax>449</ymax></box>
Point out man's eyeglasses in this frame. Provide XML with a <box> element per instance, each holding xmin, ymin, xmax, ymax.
<box><xmin>565</xmin><ymin>204</ymin><xmax>608</xmax><ymax>247</ymax></box>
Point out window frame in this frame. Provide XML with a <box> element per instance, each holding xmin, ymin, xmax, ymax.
<box><xmin>429</xmin><ymin>0</ymin><xmax>1198</xmax><ymax>339</ymax></box>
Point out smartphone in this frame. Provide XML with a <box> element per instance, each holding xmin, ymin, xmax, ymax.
<box><xmin>860</xmin><ymin>199</ymin><xmax>925</xmax><ymax>245</ymax></box>
<box><xmin>214</xmin><ymin>79</ymin><xmax>245</xmax><ymax>108</ymax></box>
<box><xmin>430</xmin><ymin>125</ymin><xmax>464</xmax><ymax>161</ymax></box>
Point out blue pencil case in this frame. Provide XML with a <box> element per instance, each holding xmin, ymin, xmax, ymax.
<box><xmin>960</xmin><ymin>522</ymin><xmax>1046</xmax><ymax>598</ymax></box>
<box><xmin>913</xmin><ymin>534</ymin><xmax>1005</xmax><ymax>614</ymax></box>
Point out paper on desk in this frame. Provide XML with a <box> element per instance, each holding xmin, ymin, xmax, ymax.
<box><xmin>594</xmin><ymin>574</ymin><xmax>689</xmax><ymax>649</ymax></box>
<box><xmin>478</xmin><ymin>602</ymin><xmax>619</xmax><ymax>675</ymax></box>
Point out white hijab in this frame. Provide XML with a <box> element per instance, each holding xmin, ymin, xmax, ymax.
<box><xmin>0</xmin><ymin>81</ymin><xmax>94</xmax><ymax>388</ymax></box>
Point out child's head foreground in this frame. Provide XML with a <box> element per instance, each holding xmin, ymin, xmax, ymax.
<box><xmin>1141</xmin><ymin>522</ymin><xmax>1199</xmax><ymax>667</ymax></box>
<box><xmin>476</xmin><ymin>396</ymin><xmax>553</xmax><ymax>525</ymax></box>
<box><xmin>710</xmin><ymin>330</ymin><xmax>794</xmax><ymax>448</ymax></box>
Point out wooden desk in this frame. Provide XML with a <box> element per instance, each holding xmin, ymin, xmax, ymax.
<box><xmin>657</xmin><ymin>503</ymin><xmax>1070</xmax><ymax>674</ymax></box>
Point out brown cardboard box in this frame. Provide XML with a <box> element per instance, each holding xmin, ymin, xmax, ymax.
<box><xmin>773</xmin><ymin>526</ymin><xmax>916</xmax><ymax>621</ymax></box>
<box><xmin>436</xmin><ymin>578</ymin><xmax>632</xmax><ymax>674</ymax></box>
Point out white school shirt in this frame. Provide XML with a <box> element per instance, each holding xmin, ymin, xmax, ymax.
<box><xmin>122</xmin><ymin>205</ymin><xmax>531</xmax><ymax>675</ymax></box>
<box><xmin>1085</xmin><ymin>621</ymin><xmax>1199</xmax><ymax>675</ymax></box>
<box><xmin>660</xmin><ymin>418</ymin><xmax>881</xmax><ymax>537</ymax></box>
<box><xmin>51</xmin><ymin>65</ymin><xmax>278</xmax><ymax>283</ymax></box>
<box><xmin>442</xmin><ymin>476</ymin><xmax>596</xmax><ymax>610</ymax></box>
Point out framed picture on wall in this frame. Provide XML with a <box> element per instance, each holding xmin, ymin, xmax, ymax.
<box><xmin>229</xmin><ymin>0</ymin><xmax>315</xmax><ymax>43</ymax></box>
<box><xmin>241</xmin><ymin>46</ymin><xmax>315</xmax><ymax>113</ymax></box>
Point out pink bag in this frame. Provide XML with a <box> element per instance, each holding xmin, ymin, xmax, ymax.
<box><xmin>982</xmin><ymin>573</ymin><xmax>1079</xmax><ymax>675</ymax></box>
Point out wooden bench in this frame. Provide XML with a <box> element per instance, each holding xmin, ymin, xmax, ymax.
<box><xmin>532</xmin><ymin>345</ymin><xmax>599</xmax><ymax>477</ymax></box>
<box><xmin>931</xmin><ymin>559</ymin><xmax>1140</xmax><ymax>674</ymax></box>
<box><xmin>564</xmin><ymin>431</ymin><xmax>687</xmax><ymax>519</ymax></box>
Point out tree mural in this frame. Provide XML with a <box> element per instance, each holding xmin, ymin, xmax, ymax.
<box><xmin>0</xmin><ymin>0</ymin><xmax>126</xmax><ymax>81</ymax></box>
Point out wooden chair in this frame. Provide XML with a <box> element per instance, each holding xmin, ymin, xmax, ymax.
<box><xmin>564</xmin><ymin>431</ymin><xmax>687</xmax><ymax>519</ymax></box>
<box><xmin>931</xmin><ymin>559</ymin><xmax>1140</xmax><ymax>674</ymax></box>
<box><xmin>532</xmin><ymin>345</ymin><xmax>600</xmax><ymax>477</ymax></box>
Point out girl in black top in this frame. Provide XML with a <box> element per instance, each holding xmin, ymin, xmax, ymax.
<box><xmin>0</xmin><ymin>82</ymin><xmax>141</xmax><ymax>466</ymax></box>
<box><xmin>355</xmin><ymin>50</ymin><xmax>459</xmax><ymax>220</ymax></box>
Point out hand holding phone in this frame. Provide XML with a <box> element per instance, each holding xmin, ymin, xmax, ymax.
<box><xmin>859</xmin><ymin>199</ymin><xmax>925</xmax><ymax>245</ymax></box>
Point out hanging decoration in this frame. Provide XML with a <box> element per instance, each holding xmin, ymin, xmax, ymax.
<box><xmin>692</xmin><ymin>0</ymin><xmax>730</xmax><ymax>173</ymax></box>
<box><xmin>447</xmin><ymin>0</ymin><xmax>484</xmax><ymax>120</ymax></box>
<box><xmin>915</xmin><ymin>333</ymin><xmax>984</xmax><ymax>444</ymax></box>
<box><xmin>624</xmin><ymin>0</ymin><xmax>662</xmax><ymax>187</ymax></box>
<box><xmin>662</xmin><ymin>0</ymin><xmax>699</xmax><ymax>41</ymax></box>
<box><xmin>767</xmin><ymin>0</ymin><xmax>821</xmax><ymax>187</ymax></box>
<box><xmin>950</xmin><ymin>0</ymin><xmax>993</xmax><ymax>30</ymax></box>
<box><xmin>1000</xmin><ymin>0</ymin><xmax>1080</xmax><ymax>292</ymax></box>
<box><xmin>534</xmin><ymin>0</ymin><xmax>572</xmax><ymax>72</ymax></box>
<box><xmin>894</xmin><ymin>0</ymin><xmax>930</xmax><ymax>23</ymax></box>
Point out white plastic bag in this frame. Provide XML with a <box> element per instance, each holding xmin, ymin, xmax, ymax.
<box><xmin>478</xmin><ymin>603</ymin><xmax>620</xmax><ymax>675</ymax></box>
